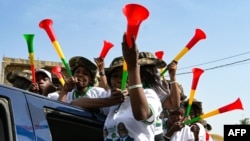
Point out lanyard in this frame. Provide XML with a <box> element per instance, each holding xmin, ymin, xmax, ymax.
<box><xmin>73</xmin><ymin>86</ymin><xmax>92</xmax><ymax>99</ymax></box>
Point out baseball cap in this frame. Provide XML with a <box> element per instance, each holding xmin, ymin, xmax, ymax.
<box><xmin>35</xmin><ymin>69</ymin><xmax>52</xmax><ymax>82</ymax></box>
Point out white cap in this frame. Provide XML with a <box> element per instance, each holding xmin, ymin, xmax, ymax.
<box><xmin>36</xmin><ymin>69</ymin><xmax>52</xmax><ymax>82</ymax></box>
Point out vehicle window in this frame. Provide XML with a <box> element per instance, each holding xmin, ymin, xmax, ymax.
<box><xmin>0</xmin><ymin>97</ymin><xmax>14</xmax><ymax>141</ymax></box>
<box><xmin>45</xmin><ymin>108</ymin><xmax>104</xmax><ymax>141</ymax></box>
<box><xmin>0</xmin><ymin>106</ymin><xmax>6</xmax><ymax>141</ymax></box>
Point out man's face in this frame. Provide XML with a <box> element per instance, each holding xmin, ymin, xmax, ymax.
<box><xmin>117</xmin><ymin>122</ymin><xmax>128</xmax><ymax>138</ymax></box>
<box><xmin>110</xmin><ymin>67</ymin><xmax>125</xmax><ymax>89</ymax></box>
<box><xmin>168</xmin><ymin>108</ymin><xmax>185</xmax><ymax>123</ymax></box>
<box><xmin>36</xmin><ymin>72</ymin><xmax>51</xmax><ymax>90</ymax></box>
<box><xmin>73</xmin><ymin>66</ymin><xmax>92</xmax><ymax>89</ymax></box>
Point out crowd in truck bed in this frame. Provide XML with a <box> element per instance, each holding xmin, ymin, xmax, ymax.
<box><xmin>4</xmin><ymin>34</ymin><xmax>214</xmax><ymax>141</ymax></box>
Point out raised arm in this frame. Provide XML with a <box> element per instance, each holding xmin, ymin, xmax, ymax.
<box><xmin>162</xmin><ymin>61</ymin><xmax>180</xmax><ymax>110</ymax></box>
<box><xmin>94</xmin><ymin>57</ymin><xmax>110</xmax><ymax>91</ymax></box>
<box><xmin>122</xmin><ymin>33</ymin><xmax>151</xmax><ymax>121</ymax></box>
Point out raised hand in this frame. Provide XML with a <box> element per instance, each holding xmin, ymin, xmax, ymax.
<box><xmin>122</xmin><ymin>33</ymin><xmax>139</xmax><ymax>70</ymax></box>
<box><xmin>62</xmin><ymin>77</ymin><xmax>77</xmax><ymax>92</ymax></box>
<box><xmin>94</xmin><ymin>57</ymin><xmax>105</xmax><ymax>72</ymax></box>
<box><xmin>29</xmin><ymin>82</ymin><xmax>39</xmax><ymax>93</ymax></box>
<box><xmin>110</xmin><ymin>88</ymin><xmax>128</xmax><ymax>104</ymax></box>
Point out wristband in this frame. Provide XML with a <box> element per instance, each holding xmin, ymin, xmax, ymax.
<box><xmin>169</xmin><ymin>81</ymin><xmax>177</xmax><ymax>85</ymax></box>
<box><xmin>99</xmin><ymin>70</ymin><xmax>105</xmax><ymax>76</ymax></box>
<box><xmin>128</xmin><ymin>84</ymin><xmax>143</xmax><ymax>90</ymax></box>
<box><xmin>164</xmin><ymin>135</ymin><xmax>171</xmax><ymax>140</ymax></box>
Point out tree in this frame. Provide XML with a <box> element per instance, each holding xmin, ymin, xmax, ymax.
<box><xmin>239</xmin><ymin>118</ymin><xmax>250</xmax><ymax>125</ymax></box>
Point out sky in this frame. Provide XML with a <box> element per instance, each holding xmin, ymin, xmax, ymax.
<box><xmin>1</xmin><ymin>0</ymin><xmax>250</xmax><ymax>136</ymax></box>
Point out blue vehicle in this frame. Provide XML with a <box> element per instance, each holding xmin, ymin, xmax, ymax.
<box><xmin>0</xmin><ymin>84</ymin><xmax>106</xmax><ymax>141</ymax></box>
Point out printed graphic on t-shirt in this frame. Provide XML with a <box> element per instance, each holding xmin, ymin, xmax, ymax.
<box><xmin>104</xmin><ymin>122</ymin><xmax>134</xmax><ymax>141</ymax></box>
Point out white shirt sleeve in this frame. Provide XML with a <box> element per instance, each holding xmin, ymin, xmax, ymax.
<box><xmin>86</xmin><ymin>87</ymin><xmax>110</xmax><ymax>98</ymax></box>
<box><xmin>47</xmin><ymin>91</ymin><xmax>59</xmax><ymax>100</ymax></box>
<box><xmin>170</xmin><ymin>125</ymin><xmax>195</xmax><ymax>141</ymax></box>
<box><xmin>196</xmin><ymin>122</ymin><xmax>206</xmax><ymax>141</ymax></box>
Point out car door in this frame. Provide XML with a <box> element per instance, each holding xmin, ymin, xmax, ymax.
<box><xmin>0</xmin><ymin>85</ymin><xmax>36</xmax><ymax>141</ymax></box>
<box><xmin>25</xmin><ymin>92</ymin><xmax>106</xmax><ymax>141</ymax></box>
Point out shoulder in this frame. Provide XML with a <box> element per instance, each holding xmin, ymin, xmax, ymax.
<box><xmin>143</xmin><ymin>88</ymin><xmax>160</xmax><ymax>99</ymax></box>
<box><xmin>91</xmin><ymin>86</ymin><xmax>106</xmax><ymax>91</ymax></box>
<box><xmin>143</xmin><ymin>88</ymin><xmax>157</xmax><ymax>95</ymax></box>
<box><xmin>47</xmin><ymin>92</ymin><xmax>59</xmax><ymax>100</ymax></box>
<box><xmin>90</xmin><ymin>87</ymin><xmax>107</xmax><ymax>94</ymax></box>
<box><xmin>88</xmin><ymin>87</ymin><xmax>110</xmax><ymax>98</ymax></box>
<box><xmin>195</xmin><ymin>122</ymin><xmax>206</xmax><ymax>130</ymax></box>
<box><xmin>47</xmin><ymin>91</ymin><xmax>59</xmax><ymax>96</ymax></box>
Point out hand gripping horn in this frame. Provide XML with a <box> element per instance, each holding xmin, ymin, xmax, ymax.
<box><xmin>52</xmin><ymin>66</ymin><xmax>65</xmax><ymax>86</ymax></box>
<box><xmin>39</xmin><ymin>19</ymin><xmax>72</xmax><ymax>77</ymax></box>
<box><xmin>185</xmin><ymin>67</ymin><xmax>204</xmax><ymax>117</ymax></box>
<box><xmin>121</xmin><ymin>3</ymin><xmax>149</xmax><ymax>90</ymax></box>
<box><xmin>184</xmin><ymin>97</ymin><xmax>244</xmax><ymax>125</ymax></box>
<box><xmin>160</xmin><ymin>28</ymin><xmax>206</xmax><ymax>76</ymax></box>
<box><xmin>23</xmin><ymin>34</ymin><xmax>36</xmax><ymax>83</ymax></box>
<box><xmin>123</xmin><ymin>3</ymin><xmax>149</xmax><ymax>47</ymax></box>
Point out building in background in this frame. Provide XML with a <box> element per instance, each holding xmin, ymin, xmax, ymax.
<box><xmin>1</xmin><ymin>57</ymin><xmax>69</xmax><ymax>87</ymax></box>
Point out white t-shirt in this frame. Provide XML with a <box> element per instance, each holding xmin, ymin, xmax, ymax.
<box><xmin>196</xmin><ymin>122</ymin><xmax>206</xmax><ymax>141</ymax></box>
<box><xmin>170</xmin><ymin>125</ymin><xmax>195</xmax><ymax>141</ymax></box>
<box><xmin>65</xmin><ymin>87</ymin><xmax>109</xmax><ymax>113</ymax></box>
<box><xmin>104</xmin><ymin>88</ymin><xmax>162</xmax><ymax>141</ymax></box>
<box><xmin>47</xmin><ymin>91</ymin><xmax>59</xmax><ymax>100</ymax></box>
<box><xmin>65</xmin><ymin>86</ymin><xmax>108</xmax><ymax>103</ymax></box>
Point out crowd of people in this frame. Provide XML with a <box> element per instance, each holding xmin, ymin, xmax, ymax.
<box><xmin>6</xmin><ymin>33</ymin><xmax>214</xmax><ymax>141</ymax></box>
